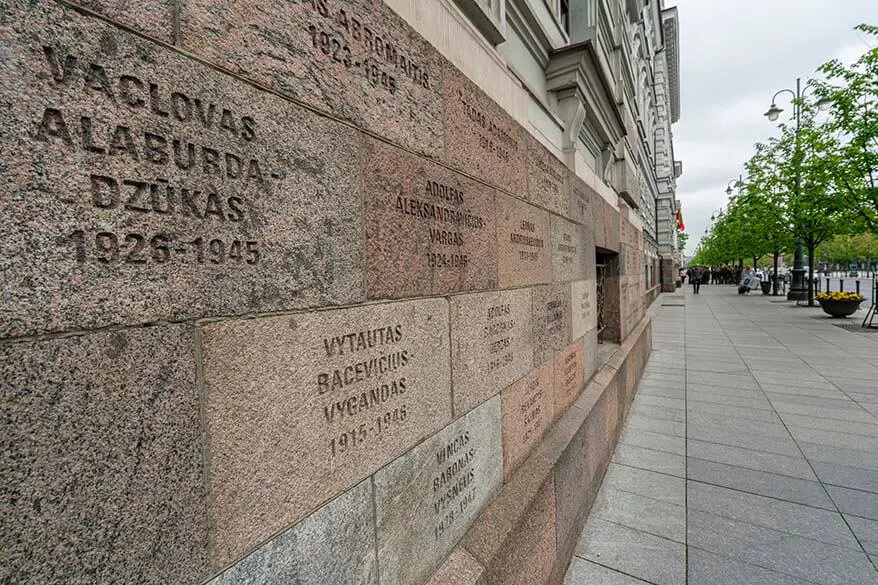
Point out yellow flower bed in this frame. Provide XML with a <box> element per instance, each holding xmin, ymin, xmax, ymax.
<box><xmin>816</xmin><ymin>291</ymin><xmax>865</xmax><ymax>301</ymax></box>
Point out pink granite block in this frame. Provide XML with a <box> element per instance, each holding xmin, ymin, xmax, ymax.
<box><xmin>525</xmin><ymin>133</ymin><xmax>568</xmax><ymax>216</ymax></box>
<box><xmin>554</xmin><ymin>338</ymin><xmax>586</xmax><ymax>414</ymax></box>
<box><xmin>443</xmin><ymin>65</ymin><xmax>526</xmax><ymax>195</ymax></box>
<box><xmin>67</xmin><ymin>0</ymin><xmax>176</xmax><ymax>43</ymax></box>
<box><xmin>532</xmin><ymin>283</ymin><xmax>572</xmax><ymax>366</ymax></box>
<box><xmin>364</xmin><ymin>137</ymin><xmax>498</xmax><ymax>299</ymax></box>
<box><xmin>501</xmin><ymin>361</ymin><xmax>554</xmax><ymax>479</ymax></box>
<box><xmin>450</xmin><ymin>288</ymin><xmax>534</xmax><ymax>416</ymax></box>
<box><xmin>201</xmin><ymin>299</ymin><xmax>452</xmax><ymax>565</ymax></box>
<box><xmin>181</xmin><ymin>0</ymin><xmax>445</xmax><ymax>158</ymax></box>
<box><xmin>496</xmin><ymin>194</ymin><xmax>552</xmax><ymax>287</ymax></box>
<box><xmin>0</xmin><ymin>0</ymin><xmax>364</xmax><ymax>338</ymax></box>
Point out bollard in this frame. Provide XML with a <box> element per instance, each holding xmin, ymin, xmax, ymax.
<box><xmin>856</xmin><ymin>280</ymin><xmax>860</xmax><ymax>295</ymax></box>
<box><xmin>840</xmin><ymin>279</ymin><xmax>844</xmax><ymax>292</ymax></box>
<box><xmin>826</xmin><ymin>278</ymin><xmax>830</xmax><ymax>291</ymax></box>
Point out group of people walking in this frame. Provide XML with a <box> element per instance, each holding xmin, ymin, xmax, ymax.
<box><xmin>680</xmin><ymin>265</ymin><xmax>743</xmax><ymax>294</ymax></box>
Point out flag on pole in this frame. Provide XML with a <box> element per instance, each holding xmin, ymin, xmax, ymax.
<box><xmin>676</xmin><ymin>208</ymin><xmax>685</xmax><ymax>231</ymax></box>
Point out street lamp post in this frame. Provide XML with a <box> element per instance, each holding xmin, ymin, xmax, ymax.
<box><xmin>764</xmin><ymin>78</ymin><xmax>831</xmax><ymax>302</ymax></box>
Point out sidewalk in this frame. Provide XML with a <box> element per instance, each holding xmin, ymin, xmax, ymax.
<box><xmin>564</xmin><ymin>285</ymin><xmax>878</xmax><ymax>585</ymax></box>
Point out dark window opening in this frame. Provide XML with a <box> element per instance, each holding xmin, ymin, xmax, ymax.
<box><xmin>560</xmin><ymin>0</ymin><xmax>570</xmax><ymax>34</ymax></box>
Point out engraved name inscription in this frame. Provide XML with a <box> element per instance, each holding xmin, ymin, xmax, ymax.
<box><xmin>395</xmin><ymin>180</ymin><xmax>487</xmax><ymax>270</ymax></box>
<box><xmin>509</xmin><ymin>219</ymin><xmax>545</xmax><ymax>262</ymax></box>
<box><xmin>520</xmin><ymin>377</ymin><xmax>545</xmax><ymax>443</ymax></box>
<box><xmin>432</xmin><ymin>431</ymin><xmax>478</xmax><ymax>541</ymax></box>
<box><xmin>485</xmin><ymin>303</ymin><xmax>515</xmax><ymax>372</ymax></box>
<box><xmin>556</xmin><ymin>231</ymin><xmax>578</xmax><ymax>266</ymax></box>
<box><xmin>458</xmin><ymin>90</ymin><xmax>517</xmax><ymax>162</ymax></box>
<box><xmin>319</xmin><ymin>325</ymin><xmax>411</xmax><ymax>458</ymax></box>
<box><xmin>303</xmin><ymin>0</ymin><xmax>432</xmax><ymax>95</ymax></box>
<box><xmin>35</xmin><ymin>47</ymin><xmax>280</xmax><ymax>266</ymax></box>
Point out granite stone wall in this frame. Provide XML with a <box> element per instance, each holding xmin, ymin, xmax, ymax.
<box><xmin>0</xmin><ymin>1</ymin><xmax>653</xmax><ymax>583</ymax></box>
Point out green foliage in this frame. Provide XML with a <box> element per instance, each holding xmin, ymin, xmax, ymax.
<box><xmin>817</xmin><ymin>233</ymin><xmax>878</xmax><ymax>262</ymax></box>
<box><xmin>816</xmin><ymin>24</ymin><xmax>878</xmax><ymax>233</ymax></box>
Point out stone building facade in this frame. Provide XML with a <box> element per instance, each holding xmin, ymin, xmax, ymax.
<box><xmin>1</xmin><ymin>0</ymin><xmax>675</xmax><ymax>584</ymax></box>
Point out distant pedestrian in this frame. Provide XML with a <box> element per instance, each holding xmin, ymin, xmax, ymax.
<box><xmin>692</xmin><ymin>266</ymin><xmax>703</xmax><ymax>294</ymax></box>
<box><xmin>680</xmin><ymin>267</ymin><xmax>686</xmax><ymax>284</ymax></box>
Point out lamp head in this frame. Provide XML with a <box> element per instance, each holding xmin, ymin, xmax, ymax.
<box><xmin>816</xmin><ymin>97</ymin><xmax>832</xmax><ymax>112</ymax></box>
<box><xmin>726</xmin><ymin>185</ymin><xmax>733</xmax><ymax>196</ymax></box>
<box><xmin>711</xmin><ymin>214</ymin><xmax>715</xmax><ymax>221</ymax></box>
<box><xmin>764</xmin><ymin>104</ymin><xmax>783</xmax><ymax>121</ymax></box>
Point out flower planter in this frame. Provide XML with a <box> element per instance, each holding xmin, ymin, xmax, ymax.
<box><xmin>817</xmin><ymin>299</ymin><xmax>862</xmax><ymax>318</ymax></box>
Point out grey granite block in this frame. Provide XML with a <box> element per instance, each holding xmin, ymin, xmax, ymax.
<box><xmin>687</xmin><ymin>424</ymin><xmax>801</xmax><ymax>457</ymax></box>
<box><xmin>208</xmin><ymin>481</ymin><xmax>377</xmax><ymax>585</ymax></box>
<box><xmin>686</xmin><ymin>399</ymin><xmax>779</xmax><ymax>422</ymax></box>
<box><xmin>787</xmin><ymin>426</ymin><xmax>878</xmax><ymax>453</ymax></box>
<box><xmin>799</xmin><ymin>442</ymin><xmax>878</xmax><ymax>472</ymax></box>
<box><xmin>624</xmin><ymin>414</ymin><xmax>686</xmax><ymax>438</ymax></box>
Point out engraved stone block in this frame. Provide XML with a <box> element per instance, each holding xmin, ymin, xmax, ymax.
<box><xmin>450</xmin><ymin>289</ymin><xmax>533</xmax><ymax>416</ymax></box>
<box><xmin>526</xmin><ymin>134</ymin><xmax>568</xmax><ymax>216</ymax></box>
<box><xmin>501</xmin><ymin>361</ymin><xmax>554</xmax><ymax>478</ymax></box>
<box><xmin>374</xmin><ymin>397</ymin><xmax>502</xmax><ymax>585</ymax></box>
<box><xmin>201</xmin><ymin>298</ymin><xmax>452</xmax><ymax>564</ymax></box>
<box><xmin>532</xmin><ymin>283</ymin><xmax>572</xmax><ymax>366</ymax></box>
<box><xmin>551</xmin><ymin>215</ymin><xmax>586</xmax><ymax>282</ymax></box>
<box><xmin>0</xmin><ymin>325</ymin><xmax>209</xmax><ymax>585</ymax></box>
<box><xmin>604</xmin><ymin>200</ymin><xmax>620</xmax><ymax>251</ymax></box>
<box><xmin>568</xmin><ymin>172</ymin><xmax>595</xmax><ymax>226</ymax></box>
<box><xmin>554</xmin><ymin>338</ymin><xmax>585</xmax><ymax>413</ymax></box>
<box><xmin>67</xmin><ymin>0</ymin><xmax>176</xmax><ymax>42</ymax></box>
<box><xmin>497</xmin><ymin>194</ymin><xmax>551</xmax><ymax>288</ymax></box>
<box><xmin>571</xmin><ymin>279</ymin><xmax>598</xmax><ymax>342</ymax></box>
<box><xmin>208</xmin><ymin>481</ymin><xmax>377</xmax><ymax>585</ymax></box>
<box><xmin>364</xmin><ymin>138</ymin><xmax>498</xmax><ymax>299</ymax></box>
<box><xmin>181</xmin><ymin>0</ymin><xmax>444</xmax><ymax>157</ymax></box>
<box><xmin>0</xmin><ymin>1</ymin><xmax>363</xmax><ymax>338</ymax></box>
<box><xmin>443</xmin><ymin>66</ymin><xmax>526</xmax><ymax>195</ymax></box>
<box><xmin>583</xmin><ymin>327</ymin><xmax>598</xmax><ymax>383</ymax></box>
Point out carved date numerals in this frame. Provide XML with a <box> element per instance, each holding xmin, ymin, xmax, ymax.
<box><xmin>67</xmin><ymin>230</ymin><xmax>261</xmax><ymax>265</ymax></box>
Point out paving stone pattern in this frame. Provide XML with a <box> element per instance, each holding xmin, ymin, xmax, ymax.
<box><xmin>565</xmin><ymin>286</ymin><xmax>878</xmax><ymax>585</ymax></box>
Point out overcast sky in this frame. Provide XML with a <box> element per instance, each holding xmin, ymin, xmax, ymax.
<box><xmin>672</xmin><ymin>0</ymin><xmax>878</xmax><ymax>256</ymax></box>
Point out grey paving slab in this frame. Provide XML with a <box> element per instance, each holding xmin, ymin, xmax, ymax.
<box><xmin>686</xmin><ymin>439</ymin><xmax>817</xmax><ymax>480</ymax></box>
<box><xmin>687</xmin><ymin>458</ymin><xmax>833</xmax><ymax>509</ymax></box>
<box><xmin>686</xmin><ymin>399</ymin><xmax>779</xmax><ymax>422</ymax></box>
<box><xmin>687</xmin><ymin>482</ymin><xmax>860</xmax><ymax>549</ymax></box>
<box><xmin>788</xmin><ymin>426</ymin><xmax>878</xmax><ymax>452</ymax></box>
<box><xmin>687</xmin><ymin>423</ymin><xmax>802</xmax><ymax>457</ymax></box>
<box><xmin>628</xmin><ymin>402</ymin><xmax>686</xmax><ymax>423</ymax></box>
<box><xmin>635</xmin><ymin>386</ymin><xmax>686</xmax><ymax>400</ymax></box>
<box><xmin>567</xmin><ymin>287</ymin><xmax>878</xmax><ymax>585</ymax></box>
<box><xmin>619</xmin><ymin>428</ymin><xmax>686</xmax><ymax>456</ymax></box>
<box><xmin>778</xmin><ymin>413</ymin><xmax>878</xmax><ymax>438</ymax></box>
<box><xmin>576</xmin><ymin>518</ymin><xmax>686</xmax><ymax>585</ymax></box>
<box><xmin>633</xmin><ymin>394</ymin><xmax>686</xmax><ymax>411</ymax></box>
<box><xmin>601</xmin><ymin>463</ymin><xmax>685</xmax><ymax>505</ymax></box>
<box><xmin>688</xmin><ymin>548</ymin><xmax>818</xmax><ymax>585</ymax></box>
<box><xmin>813</xmin><ymin>461</ymin><xmax>878</xmax><ymax>494</ymax></box>
<box><xmin>612</xmin><ymin>444</ymin><xmax>686</xmax><ymax>478</ymax></box>
<box><xmin>845</xmin><ymin>515</ymin><xmax>878</xmax><ymax>555</ymax></box>
<box><xmin>686</xmin><ymin>371</ymin><xmax>760</xmax><ymax>389</ymax></box>
<box><xmin>687</xmin><ymin>412</ymin><xmax>790</xmax><ymax>439</ymax></box>
<box><xmin>686</xmin><ymin>392</ymin><xmax>774</xmax><ymax>411</ymax></box>
<box><xmin>826</xmin><ymin>485</ymin><xmax>878</xmax><ymax>521</ymax></box>
<box><xmin>770</xmin><ymin>401</ymin><xmax>878</xmax><ymax>424</ymax></box>
<box><xmin>624</xmin><ymin>414</ymin><xmax>686</xmax><ymax>438</ymax></box>
<box><xmin>592</xmin><ymin>487</ymin><xmax>686</xmax><ymax>542</ymax></box>
<box><xmin>563</xmin><ymin>557</ymin><xmax>654</xmax><ymax>585</ymax></box>
<box><xmin>689</xmin><ymin>509</ymin><xmax>878</xmax><ymax>585</ymax></box>
<box><xmin>799</xmin><ymin>441</ymin><xmax>878</xmax><ymax>472</ymax></box>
